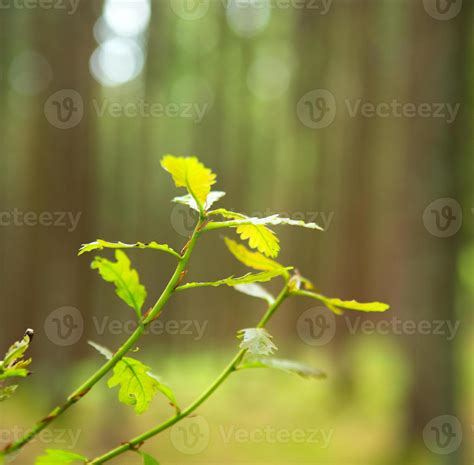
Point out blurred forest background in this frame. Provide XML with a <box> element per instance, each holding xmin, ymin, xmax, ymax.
<box><xmin>0</xmin><ymin>0</ymin><xmax>473</xmax><ymax>464</ymax></box>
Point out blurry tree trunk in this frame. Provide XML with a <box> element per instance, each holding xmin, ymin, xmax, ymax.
<box><xmin>18</xmin><ymin>5</ymin><xmax>99</xmax><ymax>366</ymax></box>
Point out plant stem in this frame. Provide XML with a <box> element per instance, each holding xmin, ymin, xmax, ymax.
<box><xmin>88</xmin><ymin>286</ymin><xmax>290</xmax><ymax>465</ymax></box>
<box><xmin>3</xmin><ymin>220</ymin><xmax>205</xmax><ymax>457</ymax></box>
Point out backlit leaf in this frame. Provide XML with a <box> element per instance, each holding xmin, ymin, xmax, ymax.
<box><xmin>79</xmin><ymin>240</ymin><xmax>179</xmax><ymax>258</ymax></box>
<box><xmin>35</xmin><ymin>449</ymin><xmax>87</xmax><ymax>465</ymax></box>
<box><xmin>238</xmin><ymin>328</ymin><xmax>277</xmax><ymax>356</ymax></box>
<box><xmin>161</xmin><ymin>155</ymin><xmax>216</xmax><ymax>210</ymax></box>
<box><xmin>108</xmin><ymin>356</ymin><xmax>179</xmax><ymax>414</ymax></box>
<box><xmin>172</xmin><ymin>191</ymin><xmax>225</xmax><ymax>212</ymax></box>
<box><xmin>91</xmin><ymin>250</ymin><xmax>147</xmax><ymax>317</ymax></box>
<box><xmin>238</xmin><ymin>357</ymin><xmax>326</xmax><ymax>380</ymax></box>
<box><xmin>224</xmin><ymin>237</ymin><xmax>283</xmax><ymax>271</ymax></box>
<box><xmin>176</xmin><ymin>268</ymin><xmax>292</xmax><ymax>291</ymax></box>
<box><xmin>233</xmin><ymin>283</ymin><xmax>275</xmax><ymax>304</ymax></box>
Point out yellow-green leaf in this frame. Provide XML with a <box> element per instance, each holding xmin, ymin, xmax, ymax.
<box><xmin>224</xmin><ymin>237</ymin><xmax>283</xmax><ymax>271</ymax></box>
<box><xmin>161</xmin><ymin>155</ymin><xmax>216</xmax><ymax>210</ymax></box>
<box><xmin>78</xmin><ymin>240</ymin><xmax>179</xmax><ymax>258</ymax></box>
<box><xmin>176</xmin><ymin>268</ymin><xmax>292</xmax><ymax>291</ymax></box>
<box><xmin>35</xmin><ymin>449</ymin><xmax>87</xmax><ymax>465</ymax></box>
<box><xmin>108</xmin><ymin>356</ymin><xmax>178</xmax><ymax>414</ymax></box>
<box><xmin>91</xmin><ymin>250</ymin><xmax>147</xmax><ymax>316</ymax></box>
<box><xmin>238</xmin><ymin>328</ymin><xmax>277</xmax><ymax>355</ymax></box>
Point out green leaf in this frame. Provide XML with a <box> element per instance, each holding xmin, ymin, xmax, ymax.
<box><xmin>234</xmin><ymin>283</ymin><xmax>275</xmax><ymax>304</ymax></box>
<box><xmin>35</xmin><ymin>449</ymin><xmax>87</xmax><ymax>465</ymax></box>
<box><xmin>108</xmin><ymin>356</ymin><xmax>179</xmax><ymax>414</ymax></box>
<box><xmin>78</xmin><ymin>240</ymin><xmax>180</xmax><ymax>258</ymax></box>
<box><xmin>173</xmin><ymin>191</ymin><xmax>225</xmax><ymax>212</ymax></box>
<box><xmin>91</xmin><ymin>250</ymin><xmax>147</xmax><ymax>317</ymax></box>
<box><xmin>161</xmin><ymin>155</ymin><xmax>216</xmax><ymax>211</ymax></box>
<box><xmin>238</xmin><ymin>328</ymin><xmax>277</xmax><ymax>356</ymax></box>
<box><xmin>293</xmin><ymin>290</ymin><xmax>390</xmax><ymax>315</ymax></box>
<box><xmin>0</xmin><ymin>330</ymin><xmax>33</xmax><ymax>400</ymax></box>
<box><xmin>224</xmin><ymin>237</ymin><xmax>284</xmax><ymax>271</ymax></box>
<box><xmin>140</xmin><ymin>452</ymin><xmax>160</xmax><ymax>465</ymax></box>
<box><xmin>176</xmin><ymin>268</ymin><xmax>292</xmax><ymax>291</ymax></box>
<box><xmin>238</xmin><ymin>357</ymin><xmax>326</xmax><ymax>380</ymax></box>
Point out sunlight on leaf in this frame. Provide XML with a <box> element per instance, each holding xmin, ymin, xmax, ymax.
<box><xmin>238</xmin><ymin>328</ymin><xmax>277</xmax><ymax>356</ymax></box>
<box><xmin>173</xmin><ymin>191</ymin><xmax>225</xmax><ymax>212</ymax></box>
<box><xmin>161</xmin><ymin>155</ymin><xmax>216</xmax><ymax>210</ymax></box>
<box><xmin>91</xmin><ymin>250</ymin><xmax>147</xmax><ymax>317</ymax></box>
<box><xmin>35</xmin><ymin>449</ymin><xmax>87</xmax><ymax>465</ymax></box>
<box><xmin>78</xmin><ymin>240</ymin><xmax>179</xmax><ymax>258</ymax></box>
<box><xmin>238</xmin><ymin>357</ymin><xmax>326</xmax><ymax>379</ymax></box>
<box><xmin>233</xmin><ymin>283</ymin><xmax>275</xmax><ymax>304</ymax></box>
<box><xmin>224</xmin><ymin>237</ymin><xmax>283</xmax><ymax>271</ymax></box>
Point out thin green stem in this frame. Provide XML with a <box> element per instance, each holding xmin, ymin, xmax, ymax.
<box><xmin>88</xmin><ymin>286</ymin><xmax>290</xmax><ymax>465</ymax></box>
<box><xmin>2</xmin><ymin>219</ymin><xmax>205</xmax><ymax>457</ymax></box>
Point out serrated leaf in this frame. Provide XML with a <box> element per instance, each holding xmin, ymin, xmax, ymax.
<box><xmin>88</xmin><ymin>341</ymin><xmax>113</xmax><ymax>360</ymax></box>
<box><xmin>263</xmin><ymin>216</ymin><xmax>323</xmax><ymax>231</ymax></box>
<box><xmin>161</xmin><ymin>155</ymin><xmax>216</xmax><ymax>210</ymax></box>
<box><xmin>238</xmin><ymin>357</ymin><xmax>326</xmax><ymax>380</ymax></box>
<box><xmin>294</xmin><ymin>290</ymin><xmax>390</xmax><ymax>315</ymax></box>
<box><xmin>238</xmin><ymin>328</ymin><xmax>277</xmax><ymax>356</ymax></box>
<box><xmin>35</xmin><ymin>449</ymin><xmax>87</xmax><ymax>465</ymax></box>
<box><xmin>78</xmin><ymin>240</ymin><xmax>179</xmax><ymax>258</ymax></box>
<box><xmin>173</xmin><ymin>191</ymin><xmax>226</xmax><ymax>212</ymax></box>
<box><xmin>234</xmin><ymin>283</ymin><xmax>275</xmax><ymax>304</ymax></box>
<box><xmin>2</xmin><ymin>330</ymin><xmax>33</xmax><ymax>368</ymax></box>
<box><xmin>108</xmin><ymin>356</ymin><xmax>179</xmax><ymax>414</ymax></box>
<box><xmin>224</xmin><ymin>237</ymin><xmax>283</xmax><ymax>271</ymax></box>
<box><xmin>91</xmin><ymin>250</ymin><xmax>147</xmax><ymax>317</ymax></box>
<box><xmin>176</xmin><ymin>268</ymin><xmax>292</xmax><ymax>291</ymax></box>
<box><xmin>140</xmin><ymin>452</ymin><xmax>160</xmax><ymax>465</ymax></box>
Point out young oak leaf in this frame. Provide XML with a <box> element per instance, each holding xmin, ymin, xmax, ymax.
<box><xmin>0</xmin><ymin>329</ymin><xmax>33</xmax><ymax>400</ymax></box>
<box><xmin>78</xmin><ymin>240</ymin><xmax>180</xmax><ymax>258</ymax></box>
<box><xmin>295</xmin><ymin>290</ymin><xmax>390</xmax><ymax>315</ymax></box>
<box><xmin>210</xmin><ymin>210</ymin><xmax>280</xmax><ymax>257</ymax></box>
<box><xmin>237</xmin><ymin>357</ymin><xmax>326</xmax><ymax>380</ymax></box>
<box><xmin>91</xmin><ymin>250</ymin><xmax>147</xmax><ymax>317</ymax></box>
<box><xmin>172</xmin><ymin>191</ymin><xmax>226</xmax><ymax>212</ymax></box>
<box><xmin>238</xmin><ymin>328</ymin><xmax>277</xmax><ymax>356</ymax></box>
<box><xmin>108</xmin><ymin>357</ymin><xmax>177</xmax><ymax>414</ymax></box>
<box><xmin>224</xmin><ymin>237</ymin><xmax>283</xmax><ymax>271</ymax></box>
<box><xmin>88</xmin><ymin>342</ymin><xmax>180</xmax><ymax>414</ymax></box>
<box><xmin>233</xmin><ymin>283</ymin><xmax>275</xmax><ymax>304</ymax></box>
<box><xmin>161</xmin><ymin>155</ymin><xmax>216</xmax><ymax>211</ymax></box>
<box><xmin>35</xmin><ymin>449</ymin><xmax>87</xmax><ymax>465</ymax></box>
<box><xmin>176</xmin><ymin>268</ymin><xmax>292</xmax><ymax>291</ymax></box>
